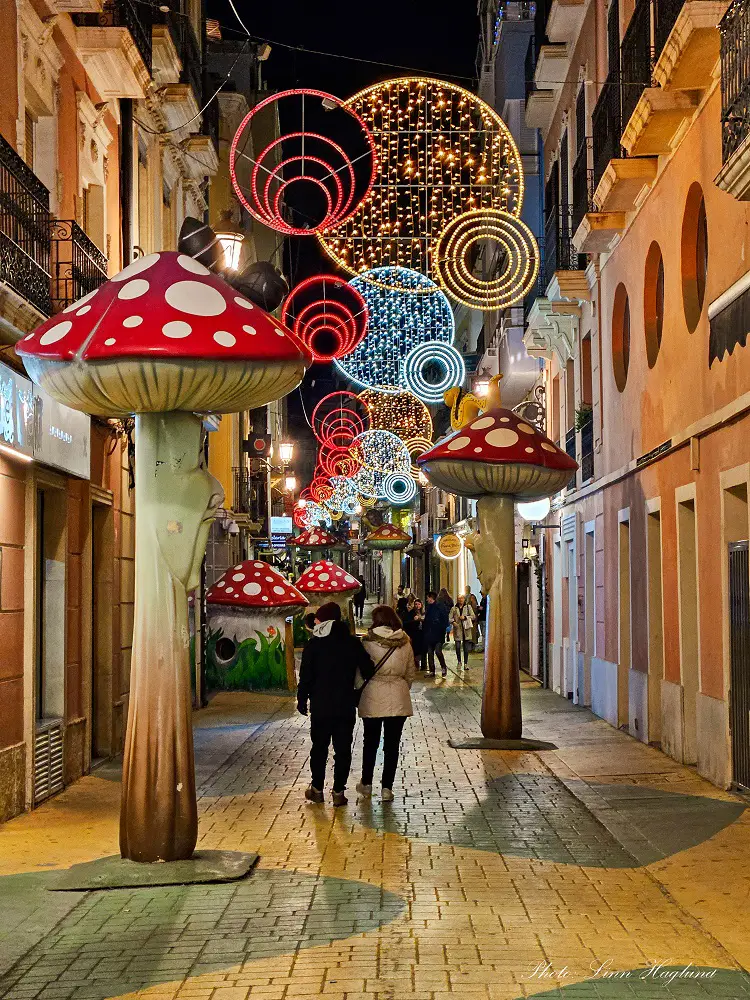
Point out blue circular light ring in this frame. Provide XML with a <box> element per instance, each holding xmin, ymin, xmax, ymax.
<box><xmin>335</xmin><ymin>266</ymin><xmax>455</xmax><ymax>392</ymax></box>
<box><xmin>403</xmin><ymin>342</ymin><xmax>466</xmax><ymax>404</ymax></box>
<box><xmin>382</xmin><ymin>472</ymin><xmax>417</xmax><ymax>505</ymax></box>
<box><xmin>340</xmin><ymin>496</ymin><xmax>359</xmax><ymax>516</ymax></box>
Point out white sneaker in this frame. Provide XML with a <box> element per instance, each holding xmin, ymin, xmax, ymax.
<box><xmin>381</xmin><ymin>787</ymin><xmax>394</xmax><ymax>802</ymax></box>
<box><xmin>356</xmin><ymin>782</ymin><xmax>372</xmax><ymax>797</ymax></box>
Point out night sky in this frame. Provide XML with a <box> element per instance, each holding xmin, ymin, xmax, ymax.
<box><xmin>208</xmin><ymin>0</ymin><xmax>481</xmax><ymax>487</ymax></box>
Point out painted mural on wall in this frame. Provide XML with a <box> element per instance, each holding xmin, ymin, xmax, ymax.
<box><xmin>205</xmin><ymin>560</ymin><xmax>306</xmax><ymax>691</ymax></box>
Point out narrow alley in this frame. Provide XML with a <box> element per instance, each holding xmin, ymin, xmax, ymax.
<box><xmin>1</xmin><ymin>666</ymin><xmax>748</xmax><ymax>1000</ymax></box>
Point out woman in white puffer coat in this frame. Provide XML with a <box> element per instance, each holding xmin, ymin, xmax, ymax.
<box><xmin>356</xmin><ymin>604</ymin><xmax>416</xmax><ymax>801</ymax></box>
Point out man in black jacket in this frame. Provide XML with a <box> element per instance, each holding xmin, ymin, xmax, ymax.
<box><xmin>423</xmin><ymin>591</ymin><xmax>450</xmax><ymax>677</ymax></box>
<box><xmin>297</xmin><ymin>602</ymin><xmax>374</xmax><ymax>806</ymax></box>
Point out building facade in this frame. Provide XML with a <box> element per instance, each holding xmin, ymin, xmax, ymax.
<box><xmin>522</xmin><ymin>0</ymin><xmax>750</xmax><ymax>789</ymax></box>
<box><xmin>0</xmin><ymin>0</ymin><xmax>219</xmax><ymax>820</ymax></box>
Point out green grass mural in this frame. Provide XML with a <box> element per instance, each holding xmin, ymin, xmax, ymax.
<box><xmin>206</xmin><ymin>624</ymin><xmax>288</xmax><ymax>691</ymax></box>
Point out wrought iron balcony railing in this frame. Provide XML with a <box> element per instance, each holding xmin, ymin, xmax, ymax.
<box><xmin>621</xmin><ymin>0</ymin><xmax>653</xmax><ymax>128</ymax></box>
<box><xmin>580</xmin><ymin>412</ymin><xmax>594</xmax><ymax>482</ymax></box>
<box><xmin>572</xmin><ymin>137</ymin><xmax>594</xmax><ymax>230</ymax></box>
<box><xmin>592</xmin><ymin>75</ymin><xmax>623</xmax><ymax>191</ymax></box>
<box><xmin>75</xmin><ymin>0</ymin><xmax>152</xmax><ymax>75</ymax></box>
<box><xmin>654</xmin><ymin>0</ymin><xmax>686</xmax><ymax>57</ymax></box>
<box><xmin>721</xmin><ymin>0</ymin><xmax>750</xmax><ymax>161</ymax></box>
<box><xmin>0</xmin><ymin>132</ymin><xmax>52</xmax><ymax>317</ymax></box>
<box><xmin>543</xmin><ymin>205</ymin><xmax>584</xmax><ymax>288</ymax></box>
<box><xmin>51</xmin><ymin>221</ymin><xmax>108</xmax><ymax>312</ymax></box>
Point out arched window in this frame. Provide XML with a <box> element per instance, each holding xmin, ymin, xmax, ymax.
<box><xmin>681</xmin><ymin>183</ymin><xmax>708</xmax><ymax>333</ymax></box>
<box><xmin>644</xmin><ymin>241</ymin><xmax>664</xmax><ymax>368</ymax></box>
<box><xmin>613</xmin><ymin>283</ymin><xmax>630</xmax><ymax>392</ymax></box>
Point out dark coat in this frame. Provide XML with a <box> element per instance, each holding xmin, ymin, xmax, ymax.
<box><xmin>297</xmin><ymin>621</ymin><xmax>374</xmax><ymax>717</ymax></box>
<box><xmin>423</xmin><ymin>601</ymin><xmax>450</xmax><ymax>645</ymax></box>
<box><xmin>402</xmin><ymin>609</ymin><xmax>426</xmax><ymax>655</ymax></box>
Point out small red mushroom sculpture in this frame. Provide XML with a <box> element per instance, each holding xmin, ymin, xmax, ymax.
<box><xmin>206</xmin><ymin>561</ymin><xmax>306</xmax><ymax>691</ymax></box>
<box><xmin>296</xmin><ymin>560</ymin><xmax>361</xmax><ymax>619</ymax></box>
<box><xmin>17</xmin><ymin>250</ymin><xmax>311</xmax><ymax>862</ymax></box>
<box><xmin>418</xmin><ymin>376</ymin><xmax>577</xmax><ymax>741</ymax></box>
<box><xmin>287</xmin><ymin>526</ymin><xmax>339</xmax><ymax>562</ymax></box>
<box><xmin>365</xmin><ymin>523</ymin><xmax>411</xmax><ymax>607</ymax></box>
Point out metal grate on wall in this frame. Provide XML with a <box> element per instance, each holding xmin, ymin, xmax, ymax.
<box><xmin>34</xmin><ymin>720</ymin><xmax>64</xmax><ymax>804</ymax></box>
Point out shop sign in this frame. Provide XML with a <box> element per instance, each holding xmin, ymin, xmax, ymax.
<box><xmin>270</xmin><ymin>515</ymin><xmax>293</xmax><ymax>534</ymax></box>
<box><xmin>436</xmin><ymin>532</ymin><xmax>462</xmax><ymax>560</ymax></box>
<box><xmin>32</xmin><ymin>386</ymin><xmax>90</xmax><ymax>480</ymax></box>
<box><xmin>0</xmin><ymin>361</ymin><xmax>34</xmax><ymax>458</ymax></box>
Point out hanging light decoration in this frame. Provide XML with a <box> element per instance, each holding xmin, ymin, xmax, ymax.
<box><xmin>229</xmin><ymin>89</ymin><xmax>378</xmax><ymax>237</ymax></box>
<box><xmin>433</xmin><ymin>208</ymin><xmax>539</xmax><ymax>310</ymax></box>
<box><xmin>403</xmin><ymin>341</ymin><xmax>466</xmax><ymax>403</ymax></box>
<box><xmin>318</xmin><ymin>78</ymin><xmax>524</xmax><ymax>292</ymax></box>
<box><xmin>336</xmin><ymin>267</ymin><xmax>454</xmax><ymax>391</ymax></box>
<box><xmin>350</xmin><ymin>429</ymin><xmax>412</xmax><ymax>477</ymax></box>
<box><xmin>359</xmin><ymin>388</ymin><xmax>433</xmax><ymax>441</ymax></box>
<box><xmin>281</xmin><ymin>275</ymin><xmax>369</xmax><ymax>362</ymax></box>
<box><xmin>382</xmin><ymin>472</ymin><xmax>418</xmax><ymax>505</ymax></box>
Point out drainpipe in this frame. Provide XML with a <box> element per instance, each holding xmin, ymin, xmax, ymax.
<box><xmin>120</xmin><ymin>99</ymin><xmax>134</xmax><ymax>266</ymax></box>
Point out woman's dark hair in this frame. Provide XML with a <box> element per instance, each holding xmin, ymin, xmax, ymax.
<box><xmin>371</xmin><ymin>604</ymin><xmax>402</xmax><ymax>630</ymax></box>
<box><xmin>304</xmin><ymin>612</ymin><xmax>317</xmax><ymax>630</ymax></box>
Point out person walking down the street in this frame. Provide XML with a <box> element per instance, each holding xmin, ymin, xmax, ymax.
<box><xmin>353</xmin><ymin>575</ymin><xmax>367</xmax><ymax>623</ymax></box>
<box><xmin>403</xmin><ymin>597</ymin><xmax>427</xmax><ymax>670</ymax></box>
<box><xmin>437</xmin><ymin>587</ymin><xmax>454</xmax><ymax>645</ymax></box>
<box><xmin>297</xmin><ymin>602</ymin><xmax>374</xmax><ymax>806</ymax></box>
<box><xmin>356</xmin><ymin>605</ymin><xmax>416</xmax><ymax>801</ymax></box>
<box><xmin>464</xmin><ymin>585</ymin><xmax>479</xmax><ymax>614</ymax></box>
<box><xmin>450</xmin><ymin>594</ymin><xmax>477</xmax><ymax>670</ymax></box>
<box><xmin>423</xmin><ymin>590</ymin><xmax>450</xmax><ymax>676</ymax></box>
<box><xmin>477</xmin><ymin>590</ymin><xmax>488</xmax><ymax>647</ymax></box>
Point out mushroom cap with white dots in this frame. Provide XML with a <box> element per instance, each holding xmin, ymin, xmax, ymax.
<box><xmin>365</xmin><ymin>522</ymin><xmax>411</xmax><ymax>550</ymax></box>
<box><xmin>16</xmin><ymin>251</ymin><xmax>312</xmax><ymax>417</ymax></box>
<box><xmin>295</xmin><ymin>560</ymin><xmax>361</xmax><ymax>594</ymax></box>
<box><xmin>206</xmin><ymin>560</ymin><xmax>307</xmax><ymax>611</ymax></box>
<box><xmin>287</xmin><ymin>527</ymin><xmax>341</xmax><ymax>549</ymax></box>
<box><xmin>418</xmin><ymin>406</ymin><xmax>578</xmax><ymax>501</ymax></box>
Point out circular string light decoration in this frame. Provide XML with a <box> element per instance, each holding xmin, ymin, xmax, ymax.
<box><xmin>433</xmin><ymin>208</ymin><xmax>539</xmax><ymax>310</ymax></box>
<box><xmin>336</xmin><ymin>267</ymin><xmax>454</xmax><ymax>391</ymax></box>
<box><xmin>318</xmin><ymin>78</ymin><xmax>524</xmax><ymax>289</ymax></box>
<box><xmin>382</xmin><ymin>472</ymin><xmax>418</xmax><ymax>505</ymax></box>
<box><xmin>311</xmin><ymin>391</ymin><xmax>370</xmax><ymax>443</ymax></box>
<box><xmin>351</xmin><ymin>429</ymin><xmax>412</xmax><ymax>476</ymax></box>
<box><xmin>404</xmin><ymin>342</ymin><xmax>466</xmax><ymax>403</ymax></box>
<box><xmin>281</xmin><ymin>276</ymin><xmax>369</xmax><ymax>362</ymax></box>
<box><xmin>405</xmin><ymin>435</ymin><xmax>433</xmax><ymax>478</ymax></box>
<box><xmin>230</xmin><ymin>89</ymin><xmax>377</xmax><ymax>236</ymax></box>
<box><xmin>359</xmin><ymin>389</ymin><xmax>433</xmax><ymax>442</ymax></box>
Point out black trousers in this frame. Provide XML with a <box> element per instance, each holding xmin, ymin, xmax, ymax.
<box><xmin>309</xmin><ymin>711</ymin><xmax>356</xmax><ymax>792</ymax></box>
<box><xmin>361</xmin><ymin>716</ymin><xmax>407</xmax><ymax>789</ymax></box>
<box><xmin>454</xmin><ymin>639</ymin><xmax>474</xmax><ymax>664</ymax></box>
<box><xmin>426</xmin><ymin>641</ymin><xmax>447</xmax><ymax>674</ymax></box>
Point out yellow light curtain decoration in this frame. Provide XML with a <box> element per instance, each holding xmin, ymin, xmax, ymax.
<box><xmin>318</xmin><ymin>77</ymin><xmax>538</xmax><ymax>311</ymax></box>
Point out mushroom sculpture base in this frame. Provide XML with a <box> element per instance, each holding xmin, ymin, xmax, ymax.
<box><xmin>120</xmin><ymin>412</ymin><xmax>222</xmax><ymax>863</ymax></box>
<box><xmin>471</xmin><ymin>496</ymin><xmax>522</xmax><ymax>741</ymax></box>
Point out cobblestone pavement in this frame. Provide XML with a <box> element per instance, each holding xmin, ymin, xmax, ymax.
<box><xmin>1</xmin><ymin>664</ymin><xmax>749</xmax><ymax>1000</ymax></box>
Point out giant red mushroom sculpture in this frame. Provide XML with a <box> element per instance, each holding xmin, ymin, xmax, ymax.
<box><xmin>418</xmin><ymin>377</ymin><xmax>576</xmax><ymax>741</ymax></box>
<box><xmin>17</xmin><ymin>250</ymin><xmax>311</xmax><ymax>862</ymax></box>
<box><xmin>287</xmin><ymin>526</ymin><xmax>339</xmax><ymax>563</ymax></box>
<box><xmin>296</xmin><ymin>560</ymin><xmax>361</xmax><ymax>619</ymax></box>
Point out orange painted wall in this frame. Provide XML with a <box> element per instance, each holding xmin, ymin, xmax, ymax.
<box><xmin>0</xmin><ymin>453</ymin><xmax>26</xmax><ymax>750</ymax></box>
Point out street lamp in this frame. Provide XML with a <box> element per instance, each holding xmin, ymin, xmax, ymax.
<box><xmin>216</xmin><ymin>230</ymin><xmax>245</xmax><ymax>272</ymax></box>
<box><xmin>284</xmin><ymin>474</ymin><xmax>297</xmax><ymax>492</ymax></box>
<box><xmin>279</xmin><ymin>441</ymin><xmax>294</xmax><ymax>465</ymax></box>
<box><xmin>517</xmin><ymin>497</ymin><xmax>551</xmax><ymax>521</ymax></box>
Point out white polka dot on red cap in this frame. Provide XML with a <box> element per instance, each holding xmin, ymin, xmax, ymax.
<box><xmin>486</xmin><ymin>428</ymin><xmax>519</xmax><ymax>448</ymax></box>
<box><xmin>104</xmin><ymin>338</ymin><xmax>116</xmax><ymax>346</ymax></box>
<box><xmin>214</xmin><ymin>331</ymin><xmax>236</xmax><ymax>348</ymax></box>
<box><xmin>517</xmin><ymin>423</ymin><xmax>535</xmax><ymax>435</ymax></box>
<box><xmin>77</xmin><ymin>305</ymin><xmax>91</xmax><ymax>316</ymax></box>
<box><xmin>119</xmin><ymin>279</ymin><xmax>149</xmax><ymax>300</ymax></box>
<box><xmin>63</xmin><ymin>289</ymin><xmax>98</xmax><ymax>313</ymax></box>
<box><xmin>525</xmin><ymin>447</ymin><xmax>534</xmax><ymax>454</ymax></box>
<box><xmin>447</xmin><ymin>436</ymin><xmax>471</xmax><ymax>451</ymax></box>
<box><xmin>235</xmin><ymin>296</ymin><xmax>254</xmax><ymax>309</ymax></box>
<box><xmin>112</xmin><ymin>253</ymin><xmax>160</xmax><ymax>282</ymax></box>
<box><xmin>123</xmin><ymin>315</ymin><xmax>142</xmax><ymax>328</ymax></box>
<box><xmin>471</xmin><ymin>416</ymin><xmax>495</xmax><ymax>430</ymax></box>
<box><xmin>165</xmin><ymin>280</ymin><xmax>226</xmax><ymax>317</ymax></box>
<box><xmin>163</xmin><ymin>321</ymin><xmax>192</xmax><ymax>339</ymax></box>
<box><xmin>40</xmin><ymin>321</ymin><xmax>72</xmax><ymax>346</ymax></box>
<box><xmin>254</xmin><ymin>561</ymin><xmax>264</xmax><ymax>568</ymax></box>
<box><xmin>273</xmin><ymin>586</ymin><xmax>286</xmax><ymax>595</ymax></box>
<box><xmin>177</xmin><ymin>254</ymin><xmax>210</xmax><ymax>275</ymax></box>
<box><xmin>244</xmin><ymin>582</ymin><xmax>261</xmax><ymax>596</ymax></box>
<box><xmin>243</xmin><ymin>325</ymin><xmax>256</xmax><ymax>335</ymax></box>
<box><xmin>541</xmin><ymin>442</ymin><xmax>557</xmax><ymax>453</ymax></box>
<box><xmin>232</xmin><ymin>573</ymin><xmax>244</xmax><ymax>581</ymax></box>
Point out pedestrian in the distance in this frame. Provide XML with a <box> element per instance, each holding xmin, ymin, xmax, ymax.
<box><xmin>450</xmin><ymin>594</ymin><xmax>477</xmax><ymax>670</ymax></box>
<box><xmin>403</xmin><ymin>597</ymin><xmax>427</xmax><ymax>670</ymax></box>
<box><xmin>437</xmin><ymin>587</ymin><xmax>454</xmax><ymax>612</ymax></box>
<box><xmin>357</xmin><ymin>605</ymin><xmax>415</xmax><ymax>801</ymax></box>
<box><xmin>423</xmin><ymin>590</ymin><xmax>450</xmax><ymax>676</ymax></box>
<box><xmin>476</xmin><ymin>590</ymin><xmax>488</xmax><ymax>647</ymax></box>
<box><xmin>464</xmin><ymin>585</ymin><xmax>479</xmax><ymax>614</ymax></box>
<box><xmin>353</xmin><ymin>575</ymin><xmax>367</xmax><ymax>623</ymax></box>
<box><xmin>297</xmin><ymin>602</ymin><xmax>374</xmax><ymax>806</ymax></box>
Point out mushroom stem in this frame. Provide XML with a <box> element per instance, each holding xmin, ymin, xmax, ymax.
<box><xmin>381</xmin><ymin>550</ymin><xmax>395</xmax><ymax>607</ymax></box>
<box><xmin>120</xmin><ymin>412</ymin><xmax>222</xmax><ymax>862</ymax></box>
<box><xmin>473</xmin><ymin>495</ymin><xmax>522</xmax><ymax>740</ymax></box>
